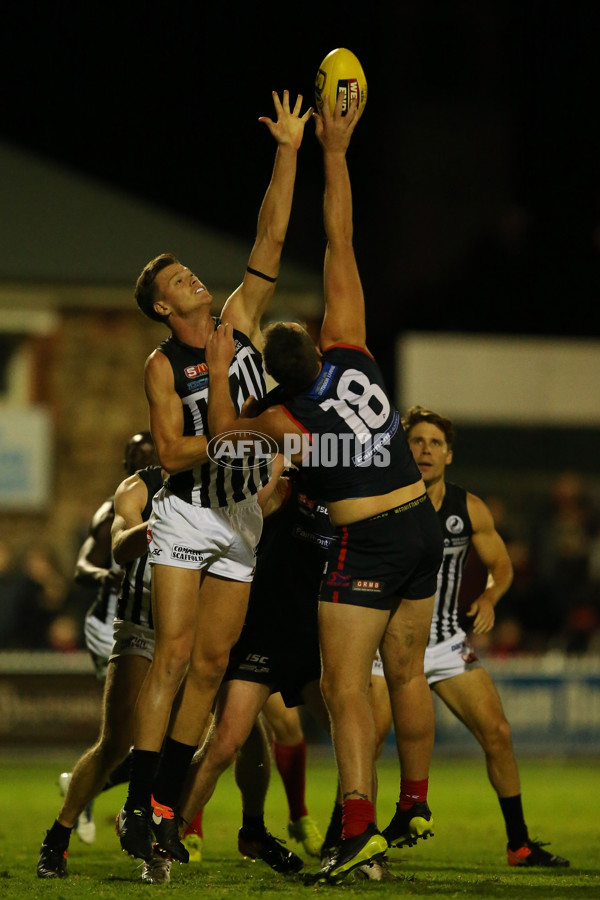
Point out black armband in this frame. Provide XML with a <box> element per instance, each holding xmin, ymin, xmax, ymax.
<box><xmin>246</xmin><ymin>266</ymin><xmax>277</xmax><ymax>283</ymax></box>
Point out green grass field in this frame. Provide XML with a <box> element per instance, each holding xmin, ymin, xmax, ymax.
<box><xmin>1</xmin><ymin>749</ymin><xmax>598</xmax><ymax>899</ymax></box>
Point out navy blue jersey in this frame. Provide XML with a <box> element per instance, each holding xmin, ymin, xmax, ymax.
<box><xmin>244</xmin><ymin>470</ymin><xmax>334</xmax><ymax>627</ymax></box>
<box><xmin>157</xmin><ymin>318</ymin><xmax>269</xmax><ymax>507</ymax></box>
<box><xmin>281</xmin><ymin>345</ymin><xmax>421</xmax><ymax>502</ymax></box>
<box><xmin>430</xmin><ymin>482</ymin><xmax>474</xmax><ymax>646</ymax></box>
<box><xmin>226</xmin><ymin>470</ymin><xmax>332</xmax><ymax>702</ymax></box>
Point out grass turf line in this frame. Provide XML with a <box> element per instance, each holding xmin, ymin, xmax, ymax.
<box><xmin>1</xmin><ymin>752</ymin><xmax>598</xmax><ymax>898</ymax></box>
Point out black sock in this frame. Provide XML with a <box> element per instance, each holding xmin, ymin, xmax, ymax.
<box><xmin>103</xmin><ymin>751</ymin><xmax>134</xmax><ymax>791</ymax></box>
<box><xmin>241</xmin><ymin>812</ymin><xmax>265</xmax><ymax>838</ymax></box>
<box><xmin>151</xmin><ymin>737</ymin><xmax>197</xmax><ymax>810</ymax></box>
<box><xmin>499</xmin><ymin>794</ymin><xmax>528</xmax><ymax>850</ymax></box>
<box><xmin>45</xmin><ymin>819</ymin><xmax>72</xmax><ymax>851</ymax></box>
<box><xmin>125</xmin><ymin>749</ymin><xmax>161</xmax><ymax>812</ymax></box>
<box><xmin>323</xmin><ymin>802</ymin><xmax>343</xmax><ymax>848</ymax></box>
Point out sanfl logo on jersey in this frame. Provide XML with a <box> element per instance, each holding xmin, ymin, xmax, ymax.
<box><xmin>446</xmin><ymin>515</ymin><xmax>464</xmax><ymax>534</ymax></box>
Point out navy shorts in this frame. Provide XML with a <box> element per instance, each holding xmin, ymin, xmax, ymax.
<box><xmin>319</xmin><ymin>493</ymin><xmax>443</xmax><ymax>610</ymax></box>
<box><xmin>224</xmin><ymin>617</ymin><xmax>321</xmax><ymax>708</ymax></box>
<box><xmin>223</xmin><ymin>553</ymin><xmax>323</xmax><ymax>707</ymax></box>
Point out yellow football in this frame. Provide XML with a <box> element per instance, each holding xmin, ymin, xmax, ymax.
<box><xmin>315</xmin><ymin>48</ymin><xmax>367</xmax><ymax>119</ymax></box>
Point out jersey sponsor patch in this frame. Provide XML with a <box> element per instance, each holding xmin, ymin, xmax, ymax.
<box><xmin>293</xmin><ymin>524</ymin><xmax>332</xmax><ymax>549</ymax></box>
<box><xmin>308</xmin><ymin>361</ymin><xmax>337</xmax><ymax>398</ymax></box>
<box><xmin>170</xmin><ymin>544</ymin><xmax>206</xmax><ymax>563</ymax></box>
<box><xmin>184</xmin><ymin>362</ymin><xmax>209</xmax><ymax>378</ymax></box>
<box><xmin>352</xmin><ymin>410</ymin><xmax>399</xmax><ymax>465</ymax></box>
<box><xmin>352</xmin><ymin>579</ymin><xmax>384</xmax><ymax>593</ymax></box>
<box><xmin>122</xmin><ymin>634</ymin><xmax>151</xmax><ymax>652</ymax></box>
<box><xmin>187</xmin><ymin>376</ymin><xmax>209</xmax><ymax>392</ymax></box>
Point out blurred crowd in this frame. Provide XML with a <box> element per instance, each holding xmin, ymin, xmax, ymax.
<box><xmin>466</xmin><ymin>469</ymin><xmax>600</xmax><ymax>657</ymax></box>
<box><xmin>0</xmin><ymin>539</ymin><xmax>92</xmax><ymax>654</ymax></box>
<box><xmin>1</xmin><ymin>468</ymin><xmax>600</xmax><ymax>657</ymax></box>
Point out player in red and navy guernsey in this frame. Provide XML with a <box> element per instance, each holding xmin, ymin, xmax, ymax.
<box><xmin>205</xmin><ymin>94</ymin><xmax>444</xmax><ymax>883</ymax></box>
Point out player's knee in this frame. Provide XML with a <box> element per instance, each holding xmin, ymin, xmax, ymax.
<box><xmin>188</xmin><ymin>652</ymin><xmax>229</xmax><ymax>688</ymax></box>
<box><xmin>495</xmin><ymin>716</ymin><xmax>513</xmax><ymax>748</ymax></box>
<box><xmin>320</xmin><ymin>672</ymin><xmax>365</xmax><ymax>710</ymax></box>
<box><xmin>152</xmin><ymin>641</ymin><xmax>193</xmax><ymax>681</ymax></box>
<box><xmin>207</xmin><ymin>727</ymin><xmax>244</xmax><ymax>770</ymax></box>
<box><xmin>481</xmin><ymin>716</ymin><xmax>513</xmax><ymax>752</ymax></box>
<box><xmin>210</xmin><ymin>738</ymin><xmax>239</xmax><ymax>771</ymax></box>
<box><xmin>270</xmin><ymin>716</ymin><xmax>303</xmax><ymax>745</ymax></box>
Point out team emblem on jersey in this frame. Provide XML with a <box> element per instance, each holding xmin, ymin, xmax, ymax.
<box><xmin>446</xmin><ymin>515</ymin><xmax>464</xmax><ymax>534</ymax></box>
<box><xmin>326</xmin><ymin>571</ymin><xmax>351</xmax><ymax>587</ymax></box>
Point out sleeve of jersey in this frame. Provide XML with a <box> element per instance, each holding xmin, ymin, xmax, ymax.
<box><xmin>253</xmin><ymin>384</ymin><xmax>288</xmax><ymax>414</ymax></box>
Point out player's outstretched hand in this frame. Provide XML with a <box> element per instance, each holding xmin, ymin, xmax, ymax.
<box><xmin>259</xmin><ymin>90</ymin><xmax>313</xmax><ymax>150</ymax></box>
<box><xmin>314</xmin><ymin>92</ymin><xmax>359</xmax><ymax>152</ymax></box>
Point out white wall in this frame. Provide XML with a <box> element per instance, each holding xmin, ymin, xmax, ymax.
<box><xmin>397</xmin><ymin>332</ymin><xmax>600</xmax><ymax>426</ymax></box>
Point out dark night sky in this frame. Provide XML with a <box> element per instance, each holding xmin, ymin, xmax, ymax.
<box><xmin>3</xmin><ymin>1</ymin><xmax>600</xmax><ymax>371</ymax></box>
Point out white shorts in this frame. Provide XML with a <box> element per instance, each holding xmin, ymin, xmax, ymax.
<box><xmin>371</xmin><ymin>650</ymin><xmax>385</xmax><ymax>678</ymax></box>
<box><xmin>148</xmin><ymin>487</ymin><xmax>263</xmax><ymax>582</ymax></box>
<box><xmin>109</xmin><ymin>619</ymin><xmax>155</xmax><ymax>662</ymax></box>
<box><xmin>424</xmin><ymin>631</ymin><xmax>482</xmax><ymax>686</ymax></box>
<box><xmin>84</xmin><ymin>613</ymin><xmax>113</xmax><ymax>679</ymax></box>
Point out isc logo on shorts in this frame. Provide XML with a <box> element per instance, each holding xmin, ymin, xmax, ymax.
<box><xmin>240</xmin><ymin>653</ymin><xmax>270</xmax><ymax>675</ymax></box>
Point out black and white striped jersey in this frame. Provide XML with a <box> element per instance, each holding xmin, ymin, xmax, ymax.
<box><xmin>429</xmin><ymin>482</ymin><xmax>474</xmax><ymax>647</ymax></box>
<box><xmin>86</xmin><ymin>496</ymin><xmax>120</xmax><ymax>628</ymax></box>
<box><xmin>157</xmin><ymin>320</ymin><xmax>270</xmax><ymax>507</ymax></box>
<box><xmin>116</xmin><ymin>466</ymin><xmax>163</xmax><ymax>628</ymax></box>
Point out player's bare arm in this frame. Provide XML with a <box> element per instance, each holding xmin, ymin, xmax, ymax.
<box><xmin>314</xmin><ymin>94</ymin><xmax>366</xmax><ymax>351</ymax></box>
<box><xmin>74</xmin><ymin>500</ymin><xmax>122</xmax><ymax>589</ymax></box>
<box><xmin>144</xmin><ymin>349</ymin><xmax>208</xmax><ymax>474</ymax></box>
<box><xmin>256</xmin><ymin>453</ymin><xmax>287</xmax><ymax>514</ymax></box>
<box><xmin>466</xmin><ymin>492</ymin><xmax>515</xmax><ymax>634</ymax></box>
<box><xmin>111</xmin><ymin>473</ymin><xmax>154</xmax><ymax>566</ymax></box>
<box><xmin>205</xmin><ymin>322</ymin><xmax>302</xmax><ymax>457</ymax></box>
<box><xmin>220</xmin><ymin>91</ymin><xmax>312</xmax><ymax>348</ymax></box>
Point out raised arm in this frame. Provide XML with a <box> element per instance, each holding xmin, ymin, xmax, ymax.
<box><xmin>144</xmin><ymin>350</ymin><xmax>209</xmax><ymax>474</ymax></box>
<box><xmin>220</xmin><ymin>91</ymin><xmax>312</xmax><ymax>348</ymax></box>
<box><xmin>315</xmin><ymin>95</ymin><xmax>366</xmax><ymax>351</ymax></box>
<box><xmin>205</xmin><ymin>322</ymin><xmax>301</xmax><ymax>453</ymax></box>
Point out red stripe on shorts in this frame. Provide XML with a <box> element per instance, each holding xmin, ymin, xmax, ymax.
<box><xmin>332</xmin><ymin>526</ymin><xmax>349</xmax><ymax>603</ymax></box>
